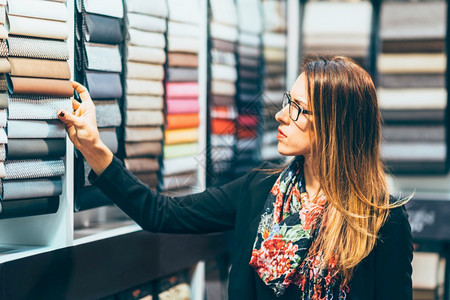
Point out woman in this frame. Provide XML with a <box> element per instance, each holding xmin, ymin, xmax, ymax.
<box><xmin>58</xmin><ymin>56</ymin><xmax>413</xmax><ymax>299</ymax></box>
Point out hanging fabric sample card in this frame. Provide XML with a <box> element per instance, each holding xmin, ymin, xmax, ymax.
<box><xmin>235</xmin><ymin>0</ymin><xmax>264</xmax><ymax>177</ymax></box>
<box><xmin>164</xmin><ymin>0</ymin><xmax>201</xmax><ymax>194</ymax></box>
<box><xmin>378</xmin><ymin>0</ymin><xmax>448</xmax><ymax>174</ymax></box>
<box><xmin>123</xmin><ymin>0</ymin><xmax>168</xmax><ymax>190</ymax></box>
<box><xmin>260</xmin><ymin>0</ymin><xmax>287</xmax><ymax>163</ymax></box>
<box><xmin>1</xmin><ymin>0</ymin><xmax>73</xmax><ymax>219</ymax></box>
<box><xmin>302</xmin><ymin>0</ymin><xmax>373</xmax><ymax>71</ymax></box>
<box><xmin>74</xmin><ymin>0</ymin><xmax>125</xmax><ymax>210</ymax></box>
<box><xmin>207</xmin><ymin>0</ymin><xmax>239</xmax><ymax>186</ymax></box>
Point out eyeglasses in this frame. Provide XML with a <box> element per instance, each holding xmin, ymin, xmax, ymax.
<box><xmin>282</xmin><ymin>92</ymin><xmax>312</xmax><ymax>121</ymax></box>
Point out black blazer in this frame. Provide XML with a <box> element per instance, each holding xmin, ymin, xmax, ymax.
<box><xmin>92</xmin><ymin>157</ymin><xmax>413</xmax><ymax>300</ymax></box>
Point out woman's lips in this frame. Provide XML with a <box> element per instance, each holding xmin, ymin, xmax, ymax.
<box><xmin>277</xmin><ymin>128</ymin><xmax>287</xmax><ymax>139</ymax></box>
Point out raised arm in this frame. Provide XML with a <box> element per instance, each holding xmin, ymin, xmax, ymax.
<box><xmin>58</xmin><ymin>81</ymin><xmax>244</xmax><ymax>233</ymax></box>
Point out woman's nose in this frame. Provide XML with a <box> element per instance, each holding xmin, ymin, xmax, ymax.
<box><xmin>275</xmin><ymin>106</ymin><xmax>289</xmax><ymax>125</ymax></box>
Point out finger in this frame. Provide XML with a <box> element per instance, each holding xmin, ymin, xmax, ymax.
<box><xmin>71</xmin><ymin>81</ymin><xmax>93</xmax><ymax>104</ymax></box>
<box><xmin>57</xmin><ymin>110</ymin><xmax>84</xmax><ymax>127</ymax></box>
<box><xmin>72</xmin><ymin>98</ymin><xmax>81</xmax><ymax>110</ymax></box>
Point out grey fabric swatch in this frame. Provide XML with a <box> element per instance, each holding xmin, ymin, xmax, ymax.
<box><xmin>8</xmin><ymin>95</ymin><xmax>72</xmax><ymax>120</ymax></box>
<box><xmin>167</xmin><ymin>68</ymin><xmax>198</xmax><ymax>82</ymax></box>
<box><xmin>3</xmin><ymin>159</ymin><xmax>65</xmax><ymax>180</ymax></box>
<box><xmin>93</xmin><ymin>100</ymin><xmax>122</xmax><ymax>128</ymax></box>
<box><xmin>99</xmin><ymin>127</ymin><xmax>119</xmax><ymax>154</ymax></box>
<box><xmin>84</xmin><ymin>43</ymin><xmax>122</xmax><ymax>73</ymax></box>
<box><xmin>7</xmin><ymin>139</ymin><xmax>66</xmax><ymax>159</ymax></box>
<box><xmin>382</xmin><ymin>125</ymin><xmax>445</xmax><ymax>142</ymax></box>
<box><xmin>8</xmin><ymin>36</ymin><xmax>69</xmax><ymax>60</ymax></box>
<box><xmin>2</xmin><ymin>177</ymin><xmax>63</xmax><ymax>200</ymax></box>
<box><xmin>380</xmin><ymin>1</ymin><xmax>447</xmax><ymax>40</ymax></box>
<box><xmin>379</xmin><ymin>74</ymin><xmax>445</xmax><ymax>89</ymax></box>
<box><xmin>84</xmin><ymin>13</ymin><xmax>123</xmax><ymax>44</ymax></box>
<box><xmin>86</xmin><ymin>71</ymin><xmax>122</xmax><ymax>99</ymax></box>
<box><xmin>7</xmin><ymin>120</ymin><xmax>65</xmax><ymax>138</ymax></box>
<box><xmin>0</xmin><ymin>197</ymin><xmax>59</xmax><ymax>220</ymax></box>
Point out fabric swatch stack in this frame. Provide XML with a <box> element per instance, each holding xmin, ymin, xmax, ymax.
<box><xmin>378</xmin><ymin>0</ymin><xmax>448</xmax><ymax>174</ymax></box>
<box><xmin>234</xmin><ymin>0</ymin><xmax>263</xmax><ymax>177</ymax></box>
<box><xmin>207</xmin><ymin>0</ymin><xmax>239</xmax><ymax>185</ymax></box>
<box><xmin>74</xmin><ymin>0</ymin><xmax>125</xmax><ymax>210</ymax></box>
<box><xmin>302</xmin><ymin>0</ymin><xmax>373</xmax><ymax>70</ymax></box>
<box><xmin>1</xmin><ymin>0</ymin><xmax>73</xmax><ymax>218</ymax></box>
<box><xmin>123</xmin><ymin>0</ymin><xmax>167</xmax><ymax>190</ymax></box>
<box><xmin>164</xmin><ymin>0</ymin><xmax>201</xmax><ymax>193</ymax></box>
<box><xmin>260</xmin><ymin>0</ymin><xmax>287</xmax><ymax>162</ymax></box>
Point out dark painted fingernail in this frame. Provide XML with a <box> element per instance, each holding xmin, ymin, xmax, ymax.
<box><xmin>59</xmin><ymin>111</ymin><xmax>65</xmax><ymax>117</ymax></box>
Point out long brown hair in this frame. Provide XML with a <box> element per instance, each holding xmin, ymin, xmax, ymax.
<box><xmin>303</xmin><ymin>56</ymin><xmax>402</xmax><ymax>283</ymax></box>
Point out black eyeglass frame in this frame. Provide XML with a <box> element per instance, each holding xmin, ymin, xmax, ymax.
<box><xmin>282</xmin><ymin>92</ymin><xmax>312</xmax><ymax>121</ymax></box>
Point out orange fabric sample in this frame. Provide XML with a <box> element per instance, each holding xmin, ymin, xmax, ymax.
<box><xmin>166</xmin><ymin>113</ymin><xmax>200</xmax><ymax>129</ymax></box>
<box><xmin>212</xmin><ymin>119</ymin><xmax>236</xmax><ymax>135</ymax></box>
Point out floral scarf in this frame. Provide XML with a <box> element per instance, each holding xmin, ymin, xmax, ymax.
<box><xmin>249</xmin><ymin>156</ymin><xmax>349</xmax><ymax>299</ymax></box>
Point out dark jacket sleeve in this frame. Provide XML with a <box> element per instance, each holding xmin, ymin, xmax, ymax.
<box><xmin>90</xmin><ymin>156</ymin><xmax>253</xmax><ymax>234</ymax></box>
<box><xmin>374</xmin><ymin>205</ymin><xmax>413</xmax><ymax>300</ymax></box>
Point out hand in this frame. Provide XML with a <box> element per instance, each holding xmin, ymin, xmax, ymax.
<box><xmin>58</xmin><ymin>81</ymin><xmax>113</xmax><ymax>175</ymax></box>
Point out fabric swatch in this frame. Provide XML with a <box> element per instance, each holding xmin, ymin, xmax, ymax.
<box><xmin>126</xmin><ymin>95</ymin><xmax>164</xmax><ymax>110</ymax></box>
<box><xmin>125</xmin><ymin>158</ymin><xmax>159</xmax><ymax>173</ymax></box>
<box><xmin>84</xmin><ymin>43</ymin><xmax>122</xmax><ymax>73</ymax></box>
<box><xmin>7</xmin><ymin>139</ymin><xmax>66</xmax><ymax>159</ymax></box>
<box><xmin>3</xmin><ymin>159</ymin><xmax>65</xmax><ymax>180</ymax></box>
<box><xmin>166</xmin><ymin>113</ymin><xmax>200</xmax><ymax>129</ymax></box>
<box><xmin>163</xmin><ymin>155</ymin><xmax>197</xmax><ymax>176</ymax></box>
<box><xmin>129</xmin><ymin>29</ymin><xmax>166</xmax><ymax>48</ymax></box>
<box><xmin>164</xmin><ymin>142</ymin><xmax>198</xmax><ymax>159</ymax></box>
<box><xmin>8</xmin><ymin>36</ymin><xmax>69</xmax><ymax>60</ymax></box>
<box><xmin>126</xmin><ymin>110</ymin><xmax>164</xmax><ymax>126</ymax></box>
<box><xmin>125</xmin><ymin>126</ymin><xmax>163</xmax><ymax>142</ymax></box>
<box><xmin>167</xmin><ymin>36</ymin><xmax>200</xmax><ymax>53</ymax></box>
<box><xmin>378</xmin><ymin>53</ymin><xmax>446</xmax><ymax>74</ymax></box>
<box><xmin>2</xmin><ymin>177</ymin><xmax>63</xmax><ymax>200</ymax></box>
<box><xmin>99</xmin><ymin>127</ymin><xmax>118</xmax><ymax>154</ymax></box>
<box><xmin>167</xmin><ymin>68</ymin><xmax>198</xmax><ymax>82</ymax></box>
<box><xmin>8</xmin><ymin>76</ymin><xmax>74</xmax><ymax>97</ymax></box>
<box><xmin>127</xmin><ymin>0</ymin><xmax>168</xmax><ymax>18</ymax></box>
<box><xmin>128</xmin><ymin>13</ymin><xmax>167</xmax><ymax>33</ymax></box>
<box><xmin>166</xmin><ymin>0</ymin><xmax>200</xmax><ymax>24</ymax></box>
<box><xmin>127</xmin><ymin>46</ymin><xmax>166</xmax><ymax>64</ymax></box>
<box><xmin>93</xmin><ymin>100</ymin><xmax>122</xmax><ymax>127</ymax></box>
<box><xmin>7</xmin><ymin>120</ymin><xmax>65</xmax><ymax>138</ymax></box>
<box><xmin>0</xmin><ymin>197</ymin><xmax>59</xmax><ymax>219</ymax></box>
<box><xmin>127</xmin><ymin>62</ymin><xmax>164</xmax><ymax>80</ymax></box>
<box><xmin>127</xmin><ymin>79</ymin><xmax>164</xmax><ymax>96</ymax></box>
<box><xmin>168</xmin><ymin>21</ymin><xmax>200</xmax><ymax>38</ymax></box>
<box><xmin>8</xmin><ymin>95</ymin><xmax>72</xmax><ymax>120</ymax></box>
<box><xmin>125</xmin><ymin>142</ymin><xmax>162</xmax><ymax>157</ymax></box>
<box><xmin>164</xmin><ymin>128</ymin><xmax>198</xmax><ymax>145</ymax></box>
<box><xmin>166</xmin><ymin>82</ymin><xmax>199</xmax><ymax>98</ymax></box>
<box><xmin>84</xmin><ymin>13</ymin><xmax>123</xmax><ymax>44</ymax></box>
<box><xmin>7</xmin><ymin>15</ymin><xmax>69</xmax><ymax>40</ymax></box>
<box><xmin>166</xmin><ymin>99</ymin><xmax>199</xmax><ymax>114</ymax></box>
<box><xmin>8</xmin><ymin>0</ymin><xmax>68</xmax><ymax>22</ymax></box>
<box><xmin>77</xmin><ymin>0</ymin><xmax>123</xmax><ymax>18</ymax></box>
<box><xmin>9</xmin><ymin>58</ymin><xmax>71</xmax><ymax>79</ymax></box>
<box><xmin>86</xmin><ymin>71</ymin><xmax>122</xmax><ymax>99</ymax></box>
<box><xmin>168</xmin><ymin>53</ymin><xmax>198</xmax><ymax>68</ymax></box>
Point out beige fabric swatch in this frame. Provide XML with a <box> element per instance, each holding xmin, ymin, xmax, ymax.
<box><xmin>125</xmin><ymin>126</ymin><xmax>163</xmax><ymax>142</ymax></box>
<box><xmin>126</xmin><ymin>110</ymin><xmax>164</xmax><ymax>126</ymax></box>
<box><xmin>0</xmin><ymin>57</ymin><xmax>10</xmax><ymax>73</ymax></box>
<box><xmin>125</xmin><ymin>141</ymin><xmax>162</xmax><ymax>157</ymax></box>
<box><xmin>9</xmin><ymin>58</ymin><xmax>70</xmax><ymax>79</ymax></box>
<box><xmin>129</xmin><ymin>29</ymin><xmax>165</xmax><ymax>48</ymax></box>
<box><xmin>126</xmin><ymin>95</ymin><xmax>164</xmax><ymax>110</ymax></box>
<box><xmin>127</xmin><ymin>46</ymin><xmax>166</xmax><ymax>64</ymax></box>
<box><xmin>126</xmin><ymin>62</ymin><xmax>164</xmax><ymax>80</ymax></box>
<box><xmin>378</xmin><ymin>53</ymin><xmax>447</xmax><ymax>74</ymax></box>
<box><xmin>7</xmin><ymin>15</ymin><xmax>68</xmax><ymax>40</ymax></box>
<box><xmin>8</xmin><ymin>0</ymin><xmax>68</xmax><ymax>21</ymax></box>
<box><xmin>377</xmin><ymin>88</ymin><xmax>447</xmax><ymax>110</ymax></box>
<box><xmin>127</xmin><ymin>79</ymin><xmax>164</xmax><ymax>96</ymax></box>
